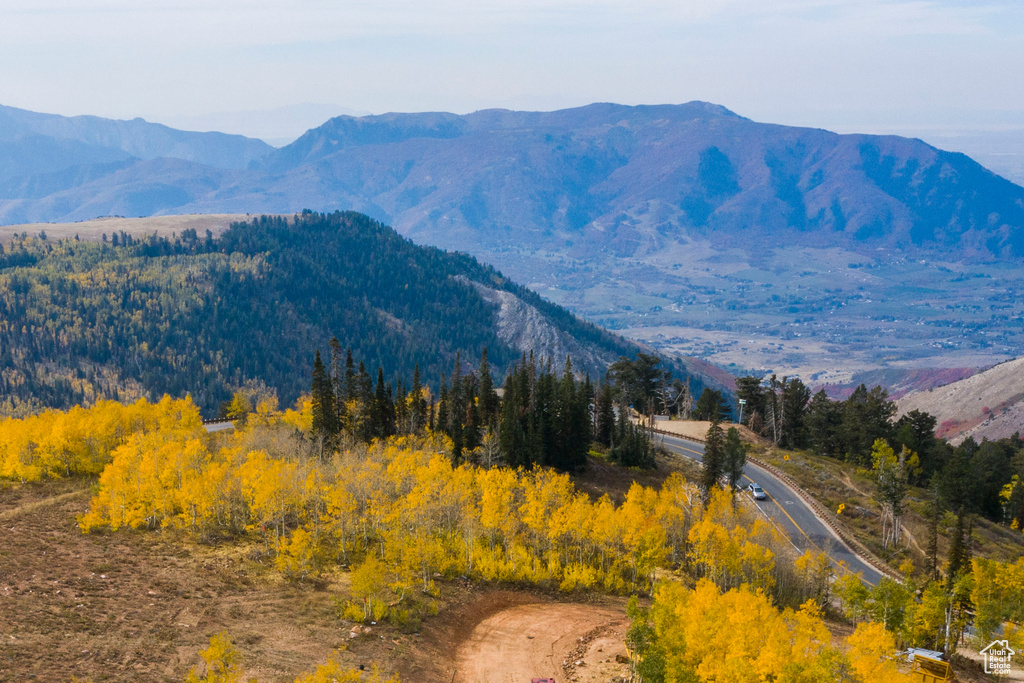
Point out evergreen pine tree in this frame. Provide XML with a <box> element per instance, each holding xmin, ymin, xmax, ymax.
<box><xmin>596</xmin><ymin>379</ymin><xmax>615</xmax><ymax>447</ymax></box>
<box><xmin>344</xmin><ymin>348</ymin><xmax>356</xmax><ymax>402</ymax></box>
<box><xmin>355</xmin><ymin>361</ymin><xmax>373</xmax><ymax>442</ymax></box>
<box><xmin>410</xmin><ymin>364</ymin><xmax>426</xmax><ymax>433</ymax></box>
<box><xmin>329</xmin><ymin>338</ymin><xmax>348</xmax><ymax>432</ymax></box>
<box><xmin>463</xmin><ymin>386</ymin><xmax>480</xmax><ymax>453</ymax></box>
<box><xmin>946</xmin><ymin>509</ymin><xmax>968</xmax><ymax>583</ymax></box>
<box><xmin>449</xmin><ymin>355</ymin><xmax>465</xmax><ymax>464</ymax></box>
<box><xmin>477</xmin><ymin>348</ymin><xmax>499</xmax><ymax>427</ymax></box>
<box><xmin>499</xmin><ymin>362</ymin><xmax>530</xmax><ymax>468</ymax></box>
<box><xmin>394</xmin><ymin>378</ymin><xmax>409</xmax><ymax>434</ymax></box>
<box><xmin>552</xmin><ymin>358</ymin><xmax>590</xmax><ymax>472</ymax></box>
<box><xmin>724</xmin><ymin>427</ymin><xmax>745</xmax><ymax>505</ymax></box>
<box><xmin>806</xmin><ymin>389</ymin><xmax>841</xmax><ymax>458</ymax></box>
<box><xmin>926</xmin><ymin>485</ymin><xmax>941</xmax><ymax>582</ymax></box>
<box><xmin>368</xmin><ymin>367</ymin><xmax>395</xmax><ymax>440</ymax></box>
<box><xmin>310</xmin><ymin>350</ymin><xmax>339</xmax><ymax>443</ymax></box>
<box><xmin>383</xmin><ymin>379</ymin><xmax>397</xmax><ymax>439</ymax></box>
<box><xmin>436</xmin><ymin>375</ymin><xmax>450</xmax><ymax>439</ymax></box>
<box><xmin>701</xmin><ymin>418</ymin><xmax>726</xmax><ymax>505</ymax></box>
<box><xmin>534</xmin><ymin>368</ymin><xmax>557</xmax><ymax>467</ymax></box>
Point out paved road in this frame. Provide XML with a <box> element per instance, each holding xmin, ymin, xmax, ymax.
<box><xmin>659</xmin><ymin>433</ymin><xmax>884</xmax><ymax>585</ymax></box>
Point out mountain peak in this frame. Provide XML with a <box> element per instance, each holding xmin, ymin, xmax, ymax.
<box><xmin>2</xmin><ymin>101</ymin><xmax>1023</xmax><ymax>261</ymax></box>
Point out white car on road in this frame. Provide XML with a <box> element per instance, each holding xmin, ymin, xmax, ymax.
<box><xmin>748</xmin><ymin>483</ymin><xmax>767</xmax><ymax>500</ymax></box>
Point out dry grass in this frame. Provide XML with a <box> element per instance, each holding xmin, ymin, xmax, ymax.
<box><xmin>0</xmin><ymin>214</ymin><xmax>262</xmax><ymax>244</ymax></box>
<box><xmin>0</xmin><ymin>479</ymin><xmax>394</xmax><ymax>683</ymax></box>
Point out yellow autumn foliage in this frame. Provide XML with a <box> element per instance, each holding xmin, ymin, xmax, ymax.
<box><xmin>649</xmin><ymin>579</ymin><xmax>913</xmax><ymax>682</ymax></box>
<box><xmin>63</xmin><ymin>398</ymin><xmax>809</xmax><ymax>606</ymax></box>
<box><xmin>0</xmin><ymin>395</ymin><xmax>202</xmax><ymax>481</ymax></box>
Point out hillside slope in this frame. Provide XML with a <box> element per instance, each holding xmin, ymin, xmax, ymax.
<box><xmin>0</xmin><ymin>211</ymin><xmax>724</xmax><ymax>413</ymax></box>
<box><xmin>896</xmin><ymin>357</ymin><xmax>1024</xmax><ymax>443</ymax></box>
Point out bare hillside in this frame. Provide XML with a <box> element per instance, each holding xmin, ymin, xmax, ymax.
<box><xmin>897</xmin><ymin>357</ymin><xmax>1024</xmax><ymax>443</ymax></box>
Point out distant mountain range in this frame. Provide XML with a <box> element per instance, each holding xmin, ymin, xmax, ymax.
<box><xmin>3</xmin><ymin>102</ymin><xmax>1024</xmax><ymax>385</ymax></box>
<box><xmin>1</xmin><ymin>101</ymin><xmax>1022</xmax><ymax>259</ymax></box>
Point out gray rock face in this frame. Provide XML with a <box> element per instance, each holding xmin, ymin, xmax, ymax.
<box><xmin>468</xmin><ymin>279</ymin><xmax>615</xmax><ymax>372</ymax></box>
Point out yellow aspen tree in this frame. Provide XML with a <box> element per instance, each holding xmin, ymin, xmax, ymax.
<box><xmin>350</xmin><ymin>553</ymin><xmax>388</xmax><ymax>622</ymax></box>
<box><xmin>846</xmin><ymin>622</ymin><xmax>911</xmax><ymax>683</ymax></box>
<box><xmin>185</xmin><ymin>632</ymin><xmax>248</xmax><ymax>683</ymax></box>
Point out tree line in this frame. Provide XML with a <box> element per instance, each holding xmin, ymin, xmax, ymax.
<box><xmin>300</xmin><ymin>344</ymin><xmax>655</xmax><ymax>472</ymax></box>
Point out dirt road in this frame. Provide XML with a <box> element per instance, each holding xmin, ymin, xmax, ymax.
<box><xmin>454</xmin><ymin>602</ymin><xmax>630</xmax><ymax>683</ymax></box>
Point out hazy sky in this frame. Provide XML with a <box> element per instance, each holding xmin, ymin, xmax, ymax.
<box><xmin>1</xmin><ymin>0</ymin><xmax>1022</xmax><ymax>136</ymax></box>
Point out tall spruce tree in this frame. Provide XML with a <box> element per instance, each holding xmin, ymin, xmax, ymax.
<box><xmin>701</xmin><ymin>418</ymin><xmax>726</xmax><ymax>505</ymax></box>
<box><xmin>329</xmin><ymin>338</ymin><xmax>348</xmax><ymax>432</ymax></box>
<box><xmin>310</xmin><ymin>350</ymin><xmax>339</xmax><ymax>444</ymax></box>
<box><xmin>477</xmin><ymin>348</ymin><xmax>499</xmax><ymax>428</ymax></box>
<box><xmin>449</xmin><ymin>355</ymin><xmax>466</xmax><ymax>464</ymax></box>
<box><xmin>925</xmin><ymin>485</ymin><xmax>942</xmax><ymax>582</ymax></box>
<box><xmin>355</xmin><ymin>361</ymin><xmax>373</xmax><ymax>442</ymax></box>
<box><xmin>409</xmin><ymin>364</ymin><xmax>427</xmax><ymax>433</ymax></box>
<box><xmin>394</xmin><ymin>378</ymin><xmax>408</xmax><ymax>433</ymax></box>
<box><xmin>436</xmin><ymin>375</ymin><xmax>450</xmax><ymax>440</ymax></box>
<box><xmin>344</xmin><ymin>348</ymin><xmax>357</xmax><ymax>403</ymax></box>
<box><xmin>806</xmin><ymin>389</ymin><xmax>841</xmax><ymax>458</ymax></box>
<box><xmin>780</xmin><ymin>377</ymin><xmax>811</xmax><ymax>448</ymax></box>
<box><xmin>369</xmin><ymin>367</ymin><xmax>395</xmax><ymax>440</ymax></box>
<box><xmin>596</xmin><ymin>379</ymin><xmax>615</xmax><ymax>447</ymax></box>
<box><xmin>735</xmin><ymin>375</ymin><xmax>766</xmax><ymax>427</ymax></box>
<box><xmin>552</xmin><ymin>358</ymin><xmax>590</xmax><ymax>471</ymax></box>
<box><xmin>724</xmin><ymin>427</ymin><xmax>745</xmax><ymax>505</ymax></box>
<box><xmin>499</xmin><ymin>361</ymin><xmax>531</xmax><ymax>468</ymax></box>
<box><xmin>946</xmin><ymin>509</ymin><xmax>968</xmax><ymax>583</ymax></box>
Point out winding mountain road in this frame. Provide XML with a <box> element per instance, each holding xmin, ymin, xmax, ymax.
<box><xmin>659</xmin><ymin>434</ymin><xmax>885</xmax><ymax>585</ymax></box>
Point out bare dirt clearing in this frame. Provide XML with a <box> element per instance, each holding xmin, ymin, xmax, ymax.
<box><xmin>454</xmin><ymin>602</ymin><xmax>629</xmax><ymax>683</ymax></box>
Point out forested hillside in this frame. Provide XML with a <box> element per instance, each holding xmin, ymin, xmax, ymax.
<box><xmin>0</xmin><ymin>211</ymin><xmax>717</xmax><ymax>414</ymax></box>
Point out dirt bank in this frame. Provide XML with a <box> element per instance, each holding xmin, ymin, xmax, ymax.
<box><xmin>454</xmin><ymin>602</ymin><xmax>629</xmax><ymax>683</ymax></box>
